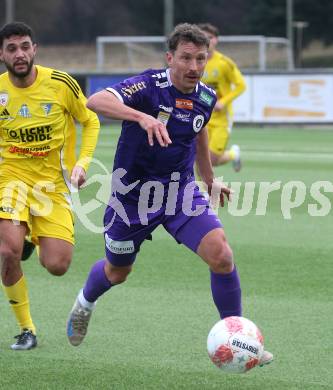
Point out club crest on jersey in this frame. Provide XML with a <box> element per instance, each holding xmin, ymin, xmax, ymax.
<box><xmin>0</xmin><ymin>92</ymin><xmax>9</xmax><ymax>106</ymax></box>
<box><xmin>199</xmin><ymin>91</ymin><xmax>214</xmax><ymax>106</ymax></box>
<box><xmin>41</xmin><ymin>103</ymin><xmax>53</xmax><ymax>116</ymax></box>
<box><xmin>193</xmin><ymin>115</ymin><xmax>204</xmax><ymax>133</ymax></box>
<box><xmin>18</xmin><ymin>104</ymin><xmax>31</xmax><ymax>118</ymax></box>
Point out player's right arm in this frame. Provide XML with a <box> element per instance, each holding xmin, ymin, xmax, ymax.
<box><xmin>87</xmin><ymin>89</ymin><xmax>171</xmax><ymax>147</ymax></box>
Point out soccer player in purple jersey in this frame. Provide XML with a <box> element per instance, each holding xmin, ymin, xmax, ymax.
<box><xmin>66</xmin><ymin>23</ymin><xmax>272</xmax><ymax>367</ymax></box>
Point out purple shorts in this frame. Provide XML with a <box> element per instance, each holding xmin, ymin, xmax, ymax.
<box><xmin>103</xmin><ymin>182</ymin><xmax>222</xmax><ymax>266</ymax></box>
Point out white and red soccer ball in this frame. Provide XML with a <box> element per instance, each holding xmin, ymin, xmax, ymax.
<box><xmin>207</xmin><ymin>316</ymin><xmax>264</xmax><ymax>374</ymax></box>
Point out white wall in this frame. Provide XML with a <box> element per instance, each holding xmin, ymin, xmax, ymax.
<box><xmin>234</xmin><ymin>74</ymin><xmax>333</xmax><ymax>123</ymax></box>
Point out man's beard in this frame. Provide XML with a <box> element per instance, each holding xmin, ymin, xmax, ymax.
<box><xmin>6</xmin><ymin>59</ymin><xmax>34</xmax><ymax>78</ymax></box>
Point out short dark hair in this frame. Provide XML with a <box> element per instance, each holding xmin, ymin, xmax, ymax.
<box><xmin>167</xmin><ymin>23</ymin><xmax>209</xmax><ymax>52</ymax></box>
<box><xmin>198</xmin><ymin>23</ymin><xmax>219</xmax><ymax>37</ymax></box>
<box><xmin>0</xmin><ymin>21</ymin><xmax>35</xmax><ymax>47</ymax></box>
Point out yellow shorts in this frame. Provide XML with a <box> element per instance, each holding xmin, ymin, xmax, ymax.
<box><xmin>0</xmin><ymin>180</ymin><xmax>74</xmax><ymax>245</ymax></box>
<box><xmin>207</xmin><ymin>113</ymin><xmax>233</xmax><ymax>155</ymax></box>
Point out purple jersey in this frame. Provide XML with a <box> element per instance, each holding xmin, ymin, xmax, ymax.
<box><xmin>107</xmin><ymin>68</ymin><xmax>216</xmax><ymax>198</ymax></box>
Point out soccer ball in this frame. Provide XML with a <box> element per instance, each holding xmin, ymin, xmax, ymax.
<box><xmin>207</xmin><ymin>316</ymin><xmax>264</xmax><ymax>374</ymax></box>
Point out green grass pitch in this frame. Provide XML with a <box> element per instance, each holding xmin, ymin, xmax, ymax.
<box><xmin>0</xmin><ymin>125</ymin><xmax>332</xmax><ymax>389</ymax></box>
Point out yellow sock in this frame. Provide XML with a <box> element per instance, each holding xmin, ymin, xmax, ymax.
<box><xmin>3</xmin><ymin>275</ymin><xmax>36</xmax><ymax>334</ymax></box>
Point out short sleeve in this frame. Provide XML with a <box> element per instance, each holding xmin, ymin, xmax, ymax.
<box><xmin>106</xmin><ymin>73</ymin><xmax>151</xmax><ymax>109</ymax></box>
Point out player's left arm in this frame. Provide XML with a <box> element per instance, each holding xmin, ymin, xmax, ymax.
<box><xmin>196</xmin><ymin>128</ymin><xmax>231</xmax><ymax>207</ymax></box>
<box><xmin>72</xmin><ymin>106</ymin><xmax>100</xmax><ymax>188</ymax></box>
<box><xmin>196</xmin><ymin>127</ymin><xmax>214</xmax><ymax>187</ymax></box>
<box><xmin>65</xmin><ymin>78</ymin><xmax>100</xmax><ymax>188</ymax></box>
<box><xmin>219</xmin><ymin>59</ymin><xmax>246</xmax><ymax>108</ymax></box>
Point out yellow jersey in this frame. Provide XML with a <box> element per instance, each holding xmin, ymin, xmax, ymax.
<box><xmin>0</xmin><ymin>65</ymin><xmax>100</xmax><ymax>193</ymax></box>
<box><xmin>201</xmin><ymin>50</ymin><xmax>246</xmax><ymax>119</ymax></box>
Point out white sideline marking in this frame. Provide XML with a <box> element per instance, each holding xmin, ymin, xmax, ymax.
<box><xmin>243</xmin><ymin>150</ymin><xmax>333</xmax><ymax>160</ymax></box>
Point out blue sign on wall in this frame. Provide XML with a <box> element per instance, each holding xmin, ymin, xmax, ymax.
<box><xmin>87</xmin><ymin>74</ymin><xmax>131</xmax><ymax>96</ymax></box>
<box><xmin>87</xmin><ymin>74</ymin><xmax>133</xmax><ymax>122</ymax></box>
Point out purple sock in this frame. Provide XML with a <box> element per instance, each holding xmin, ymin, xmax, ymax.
<box><xmin>210</xmin><ymin>266</ymin><xmax>242</xmax><ymax>319</ymax></box>
<box><xmin>83</xmin><ymin>259</ymin><xmax>113</xmax><ymax>303</ymax></box>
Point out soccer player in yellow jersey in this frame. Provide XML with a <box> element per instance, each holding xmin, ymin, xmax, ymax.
<box><xmin>0</xmin><ymin>22</ymin><xmax>100</xmax><ymax>350</ymax></box>
<box><xmin>198</xmin><ymin>23</ymin><xmax>246</xmax><ymax>171</ymax></box>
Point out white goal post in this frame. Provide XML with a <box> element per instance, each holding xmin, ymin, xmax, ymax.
<box><xmin>96</xmin><ymin>35</ymin><xmax>293</xmax><ymax>72</ymax></box>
